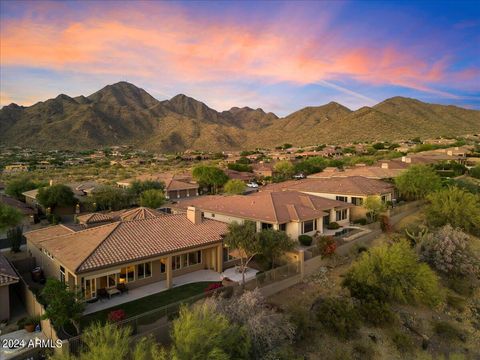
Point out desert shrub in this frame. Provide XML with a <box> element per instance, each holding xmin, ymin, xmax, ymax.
<box><xmin>352</xmin><ymin>340</ymin><xmax>376</xmax><ymax>360</ymax></box>
<box><xmin>447</xmin><ymin>276</ymin><xmax>474</xmax><ymax>297</ymax></box>
<box><xmin>313</xmin><ymin>297</ymin><xmax>361</xmax><ymax>339</ymax></box>
<box><xmin>421</xmin><ymin>225</ymin><xmax>480</xmax><ymax>277</ymax></box>
<box><xmin>433</xmin><ymin>321</ymin><xmax>465</xmax><ymax>342</ymax></box>
<box><xmin>298</xmin><ymin>234</ymin><xmax>313</xmax><ymax>246</ymax></box>
<box><xmin>446</xmin><ymin>293</ymin><xmax>467</xmax><ymax>312</ymax></box>
<box><xmin>358</xmin><ymin>298</ymin><xmax>395</xmax><ymax>326</ymax></box>
<box><xmin>326</xmin><ymin>222</ymin><xmax>340</xmax><ymax>230</ymax></box>
<box><xmin>390</xmin><ymin>330</ymin><xmax>415</xmax><ymax>354</ymax></box>
<box><xmin>317</xmin><ymin>235</ymin><xmax>336</xmax><ymax>257</ymax></box>
<box><xmin>287</xmin><ymin>306</ymin><xmax>315</xmax><ymax>341</ymax></box>
<box><xmin>356</xmin><ymin>245</ymin><xmax>368</xmax><ymax>254</ymax></box>
<box><xmin>342</xmin><ymin>240</ymin><xmax>443</xmax><ymax>307</ymax></box>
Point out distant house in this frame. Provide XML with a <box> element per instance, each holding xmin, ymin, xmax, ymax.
<box><xmin>170</xmin><ymin>190</ymin><xmax>354</xmax><ymax>240</ymax></box>
<box><xmin>116</xmin><ymin>173</ymin><xmax>199</xmax><ymax>200</ymax></box>
<box><xmin>0</xmin><ymin>253</ymin><xmax>19</xmax><ymax>321</ymax></box>
<box><xmin>3</xmin><ymin>163</ymin><xmax>28</xmax><ymax>174</ymax></box>
<box><xmin>309</xmin><ymin>164</ymin><xmax>405</xmax><ymax>180</ymax></box>
<box><xmin>262</xmin><ymin>177</ymin><xmax>395</xmax><ymax>220</ymax></box>
<box><xmin>224</xmin><ymin>169</ymin><xmax>255</xmax><ymax>183</ymax></box>
<box><xmin>252</xmin><ymin>163</ymin><xmax>274</xmax><ymax>178</ymax></box>
<box><xmin>24</xmin><ymin>207</ymin><xmax>227</xmax><ymax>301</ymax></box>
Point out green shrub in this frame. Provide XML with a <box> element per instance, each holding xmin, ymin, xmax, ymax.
<box><xmin>447</xmin><ymin>276</ymin><xmax>474</xmax><ymax>297</ymax></box>
<box><xmin>342</xmin><ymin>240</ymin><xmax>444</xmax><ymax>307</ymax></box>
<box><xmin>358</xmin><ymin>299</ymin><xmax>395</xmax><ymax>326</ymax></box>
<box><xmin>298</xmin><ymin>235</ymin><xmax>313</xmax><ymax>246</ymax></box>
<box><xmin>446</xmin><ymin>293</ymin><xmax>467</xmax><ymax>313</ymax></box>
<box><xmin>326</xmin><ymin>222</ymin><xmax>340</xmax><ymax>230</ymax></box>
<box><xmin>46</xmin><ymin>213</ymin><xmax>60</xmax><ymax>224</ymax></box>
<box><xmin>314</xmin><ymin>297</ymin><xmax>361</xmax><ymax>339</ymax></box>
<box><xmin>353</xmin><ymin>218</ymin><xmax>367</xmax><ymax>225</ymax></box>
<box><xmin>352</xmin><ymin>340</ymin><xmax>375</xmax><ymax>360</ymax></box>
<box><xmin>433</xmin><ymin>321</ymin><xmax>465</xmax><ymax>342</ymax></box>
<box><xmin>390</xmin><ymin>330</ymin><xmax>415</xmax><ymax>354</ymax></box>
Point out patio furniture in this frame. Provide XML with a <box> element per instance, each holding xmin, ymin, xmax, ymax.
<box><xmin>117</xmin><ymin>283</ymin><xmax>129</xmax><ymax>294</ymax></box>
<box><xmin>97</xmin><ymin>288</ymin><xmax>109</xmax><ymax>301</ymax></box>
<box><xmin>30</xmin><ymin>267</ymin><xmax>46</xmax><ymax>284</ymax></box>
<box><xmin>106</xmin><ymin>287</ymin><xmax>121</xmax><ymax>299</ymax></box>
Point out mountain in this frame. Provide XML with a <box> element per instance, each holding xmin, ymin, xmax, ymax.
<box><xmin>1</xmin><ymin>82</ymin><xmax>479</xmax><ymax>151</ymax></box>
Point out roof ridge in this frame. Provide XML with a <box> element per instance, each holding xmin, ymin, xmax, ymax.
<box><xmin>267</xmin><ymin>192</ymin><xmax>279</xmax><ymax>223</ymax></box>
<box><xmin>76</xmin><ymin>221</ymin><xmax>122</xmax><ymax>272</ymax></box>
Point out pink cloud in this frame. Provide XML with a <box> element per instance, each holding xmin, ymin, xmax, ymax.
<box><xmin>1</xmin><ymin>2</ymin><xmax>477</xmax><ymax>98</ymax></box>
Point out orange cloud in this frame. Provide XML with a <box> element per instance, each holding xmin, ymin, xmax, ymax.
<box><xmin>0</xmin><ymin>3</ymin><xmax>474</xmax><ymax>98</ymax></box>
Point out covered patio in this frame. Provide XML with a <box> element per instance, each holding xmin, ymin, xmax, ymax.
<box><xmin>84</xmin><ymin>267</ymin><xmax>258</xmax><ymax>315</ymax></box>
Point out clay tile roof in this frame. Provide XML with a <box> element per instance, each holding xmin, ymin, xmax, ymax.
<box><xmin>173</xmin><ymin>191</ymin><xmax>351</xmax><ymax>224</ymax></box>
<box><xmin>309</xmin><ymin>167</ymin><xmax>404</xmax><ymax>180</ymax></box>
<box><xmin>117</xmin><ymin>207</ymin><xmax>164</xmax><ymax>221</ymax></box>
<box><xmin>264</xmin><ymin>177</ymin><xmax>394</xmax><ymax>196</ymax></box>
<box><xmin>25</xmin><ymin>224</ymin><xmax>75</xmax><ymax>246</ymax></box>
<box><xmin>0</xmin><ymin>194</ymin><xmax>35</xmax><ymax>215</ymax></box>
<box><xmin>77</xmin><ymin>212</ymin><xmax>114</xmax><ymax>225</ymax></box>
<box><xmin>0</xmin><ymin>253</ymin><xmax>19</xmax><ymax>286</ymax></box>
<box><xmin>26</xmin><ymin>213</ymin><xmax>227</xmax><ymax>274</ymax></box>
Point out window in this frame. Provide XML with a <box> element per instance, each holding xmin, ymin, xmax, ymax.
<box><xmin>43</xmin><ymin>248</ymin><xmax>54</xmax><ymax>260</ymax></box>
<box><xmin>261</xmin><ymin>222</ymin><xmax>273</xmax><ymax>230</ymax></box>
<box><xmin>108</xmin><ymin>273</ymin><xmax>117</xmax><ymax>287</ymax></box>
<box><xmin>351</xmin><ymin>197</ymin><xmax>363</xmax><ymax>206</ymax></box>
<box><xmin>120</xmin><ymin>266</ymin><xmax>135</xmax><ymax>283</ymax></box>
<box><xmin>302</xmin><ymin>220</ymin><xmax>316</xmax><ymax>234</ymax></box>
<box><xmin>59</xmin><ymin>266</ymin><xmax>65</xmax><ymax>283</ymax></box>
<box><xmin>137</xmin><ymin>262</ymin><xmax>152</xmax><ymax>279</ymax></box>
<box><xmin>381</xmin><ymin>195</ymin><xmax>388</xmax><ymax>203</ymax></box>
<box><xmin>279</xmin><ymin>223</ymin><xmax>287</xmax><ymax>231</ymax></box>
<box><xmin>336</xmin><ymin>209</ymin><xmax>348</xmax><ymax>221</ymax></box>
<box><xmin>336</xmin><ymin>196</ymin><xmax>348</xmax><ymax>202</ymax></box>
<box><xmin>211</xmin><ymin>213</ymin><xmax>215</xmax><ymax>218</ymax></box>
<box><xmin>160</xmin><ymin>258</ymin><xmax>167</xmax><ymax>273</ymax></box>
<box><xmin>172</xmin><ymin>250</ymin><xmax>203</xmax><ymax>270</ymax></box>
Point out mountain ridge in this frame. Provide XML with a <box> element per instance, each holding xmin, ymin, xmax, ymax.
<box><xmin>1</xmin><ymin>82</ymin><xmax>479</xmax><ymax>151</ymax></box>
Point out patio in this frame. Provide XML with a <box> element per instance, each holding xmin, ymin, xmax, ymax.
<box><xmin>84</xmin><ymin>267</ymin><xmax>258</xmax><ymax>315</ymax></box>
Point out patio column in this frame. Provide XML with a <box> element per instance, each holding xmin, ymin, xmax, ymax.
<box><xmin>166</xmin><ymin>256</ymin><xmax>173</xmax><ymax>289</ymax></box>
<box><xmin>216</xmin><ymin>245</ymin><xmax>223</xmax><ymax>273</ymax></box>
<box><xmin>330</xmin><ymin>209</ymin><xmax>336</xmax><ymax>223</ymax></box>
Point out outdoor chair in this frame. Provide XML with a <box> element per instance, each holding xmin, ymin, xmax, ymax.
<box><xmin>117</xmin><ymin>283</ymin><xmax>129</xmax><ymax>294</ymax></box>
<box><xmin>97</xmin><ymin>288</ymin><xmax>109</xmax><ymax>301</ymax></box>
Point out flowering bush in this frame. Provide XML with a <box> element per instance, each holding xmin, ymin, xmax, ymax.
<box><xmin>317</xmin><ymin>235</ymin><xmax>336</xmax><ymax>256</ymax></box>
<box><xmin>107</xmin><ymin>309</ymin><xmax>126</xmax><ymax>323</ymax></box>
<box><xmin>204</xmin><ymin>282</ymin><xmax>223</xmax><ymax>293</ymax></box>
<box><xmin>421</xmin><ymin>225</ymin><xmax>479</xmax><ymax>277</ymax></box>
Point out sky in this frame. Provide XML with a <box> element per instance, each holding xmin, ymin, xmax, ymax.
<box><xmin>0</xmin><ymin>0</ymin><xmax>479</xmax><ymax>115</ymax></box>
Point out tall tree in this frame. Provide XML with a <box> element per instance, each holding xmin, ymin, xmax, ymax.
<box><xmin>224</xmin><ymin>179</ymin><xmax>246</xmax><ymax>195</ymax></box>
<box><xmin>256</xmin><ymin>229</ymin><xmax>295</xmax><ymax>269</ymax></box>
<box><xmin>171</xmin><ymin>302</ymin><xmax>250</xmax><ymax>360</ymax></box>
<box><xmin>426</xmin><ymin>187</ymin><xmax>480</xmax><ymax>235</ymax></box>
<box><xmin>139</xmin><ymin>189</ymin><xmax>166</xmax><ymax>209</ymax></box>
<box><xmin>36</xmin><ymin>184</ymin><xmax>76</xmax><ymax>212</ymax></box>
<box><xmin>363</xmin><ymin>196</ymin><xmax>386</xmax><ymax>222</ymax></box>
<box><xmin>8</xmin><ymin>226</ymin><xmax>24</xmax><ymax>253</ymax></box>
<box><xmin>394</xmin><ymin>165</ymin><xmax>442</xmax><ymax>200</ymax></box>
<box><xmin>223</xmin><ymin>221</ymin><xmax>259</xmax><ymax>285</ymax></box>
<box><xmin>273</xmin><ymin>160</ymin><xmax>294</xmax><ymax>181</ymax></box>
<box><xmin>41</xmin><ymin>279</ymin><xmax>85</xmax><ymax>335</ymax></box>
<box><xmin>129</xmin><ymin>180</ymin><xmax>165</xmax><ymax>198</ymax></box>
<box><xmin>192</xmin><ymin>166</ymin><xmax>228</xmax><ymax>194</ymax></box>
<box><xmin>5</xmin><ymin>177</ymin><xmax>39</xmax><ymax>200</ymax></box>
<box><xmin>90</xmin><ymin>185</ymin><xmax>133</xmax><ymax>211</ymax></box>
<box><xmin>0</xmin><ymin>203</ymin><xmax>23</xmax><ymax>231</ymax></box>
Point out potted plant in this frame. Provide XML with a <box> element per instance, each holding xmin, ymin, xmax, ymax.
<box><xmin>23</xmin><ymin>315</ymin><xmax>40</xmax><ymax>332</ymax></box>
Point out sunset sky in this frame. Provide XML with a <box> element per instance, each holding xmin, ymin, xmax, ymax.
<box><xmin>1</xmin><ymin>0</ymin><xmax>479</xmax><ymax>115</ymax></box>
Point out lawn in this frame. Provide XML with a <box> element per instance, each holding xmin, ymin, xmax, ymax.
<box><xmin>81</xmin><ymin>281</ymin><xmax>215</xmax><ymax>328</ymax></box>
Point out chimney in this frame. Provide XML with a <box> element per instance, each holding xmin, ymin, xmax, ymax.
<box><xmin>187</xmin><ymin>206</ymin><xmax>202</xmax><ymax>224</ymax></box>
<box><xmin>401</xmin><ymin>156</ymin><xmax>411</xmax><ymax>164</ymax></box>
<box><xmin>381</xmin><ymin>162</ymin><xmax>389</xmax><ymax>169</ymax></box>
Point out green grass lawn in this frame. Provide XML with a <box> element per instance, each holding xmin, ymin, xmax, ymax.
<box><xmin>81</xmin><ymin>281</ymin><xmax>215</xmax><ymax>328</ymax></box>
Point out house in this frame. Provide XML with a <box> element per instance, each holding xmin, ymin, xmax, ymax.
<box><xmin>170</xmin><ymin>190</ymin><xmax>354</xmax><ymax>240</ymax></box>
<box><xmin>24</xmin><ymin>207</ymin><xmax>227</xmax><ymax>301</ymax></box>
<box><xmin>262</xmin><ymin>177</ymin><xmax>395</xmax><ymax>220</ymax></box>
<box><xmin>309</xmin><ymin>164</ymin><xmax>405</xmax><ymax>180</ymax></box>
<box><xmin>3</xmin><ymin>163</ymin><xmax>29</xmax><ymax>174</ymax></box>
<box><xmin>0</xmin><ymin>253</ymin><xmax>19</xmax><ymax>321</ymax></box>
<box><xmin>252</xmin><ymin>163</ymin><xmax>274</xmax><ymax>178</ymax></box>
<box><xmin>0</xmin><ymin>194</ymin><xmax>37</xmax><ymax>237</ymax></box>
<box><xmin>116</xmin><ymin>173</ymin><xmax>199</xmax><ymax>200</ymax></box>
<box><xmin>224</xmin><ymin>169</ymin><xmax>255</xmax><ymax>183</ymax></box>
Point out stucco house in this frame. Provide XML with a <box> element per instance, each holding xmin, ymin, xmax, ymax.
<box><xmin>0</xmin><ymin>253</ymin><xmax>19</xmax><ymax>321</ymax></box>
<box><xmin>170</xmin><ymin>190</ymin><xmax>354</xmax><ymax>240</ymax></box>
<box><xmin>24</xmin><ymin>207</ymin><xmax>226</xmax><ymax>301</ymax></box>
<box><xmin>262</xmin><ymin>177</ymin><xmax>395</xmax><ymax>219</ymax></box>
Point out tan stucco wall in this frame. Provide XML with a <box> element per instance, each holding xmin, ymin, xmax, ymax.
<box><xmin>27</xmin><ymin>242</ymin><xmax>62</xmax><ymax>280</ymax></box>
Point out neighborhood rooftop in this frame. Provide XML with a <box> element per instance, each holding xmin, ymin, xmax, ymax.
<box><xmin>25</xmin><ymin>213</ymin><xmax>228</xmax><ymax>274</ymax></box>
<box><xmin>173</xmin><ymin>190</ymin><xmax>353</xmax><ymax>224</ymax></box>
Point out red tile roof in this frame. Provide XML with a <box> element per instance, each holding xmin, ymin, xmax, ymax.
<box><xmin>0</xmin><ymin>253</ymin><xmax>19</xmax><ymax>286</ymax></box>
<box><xmin>173</xmin><ymin>191</ymin><xmax>352</xmax><ymax>224</ymax></box>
